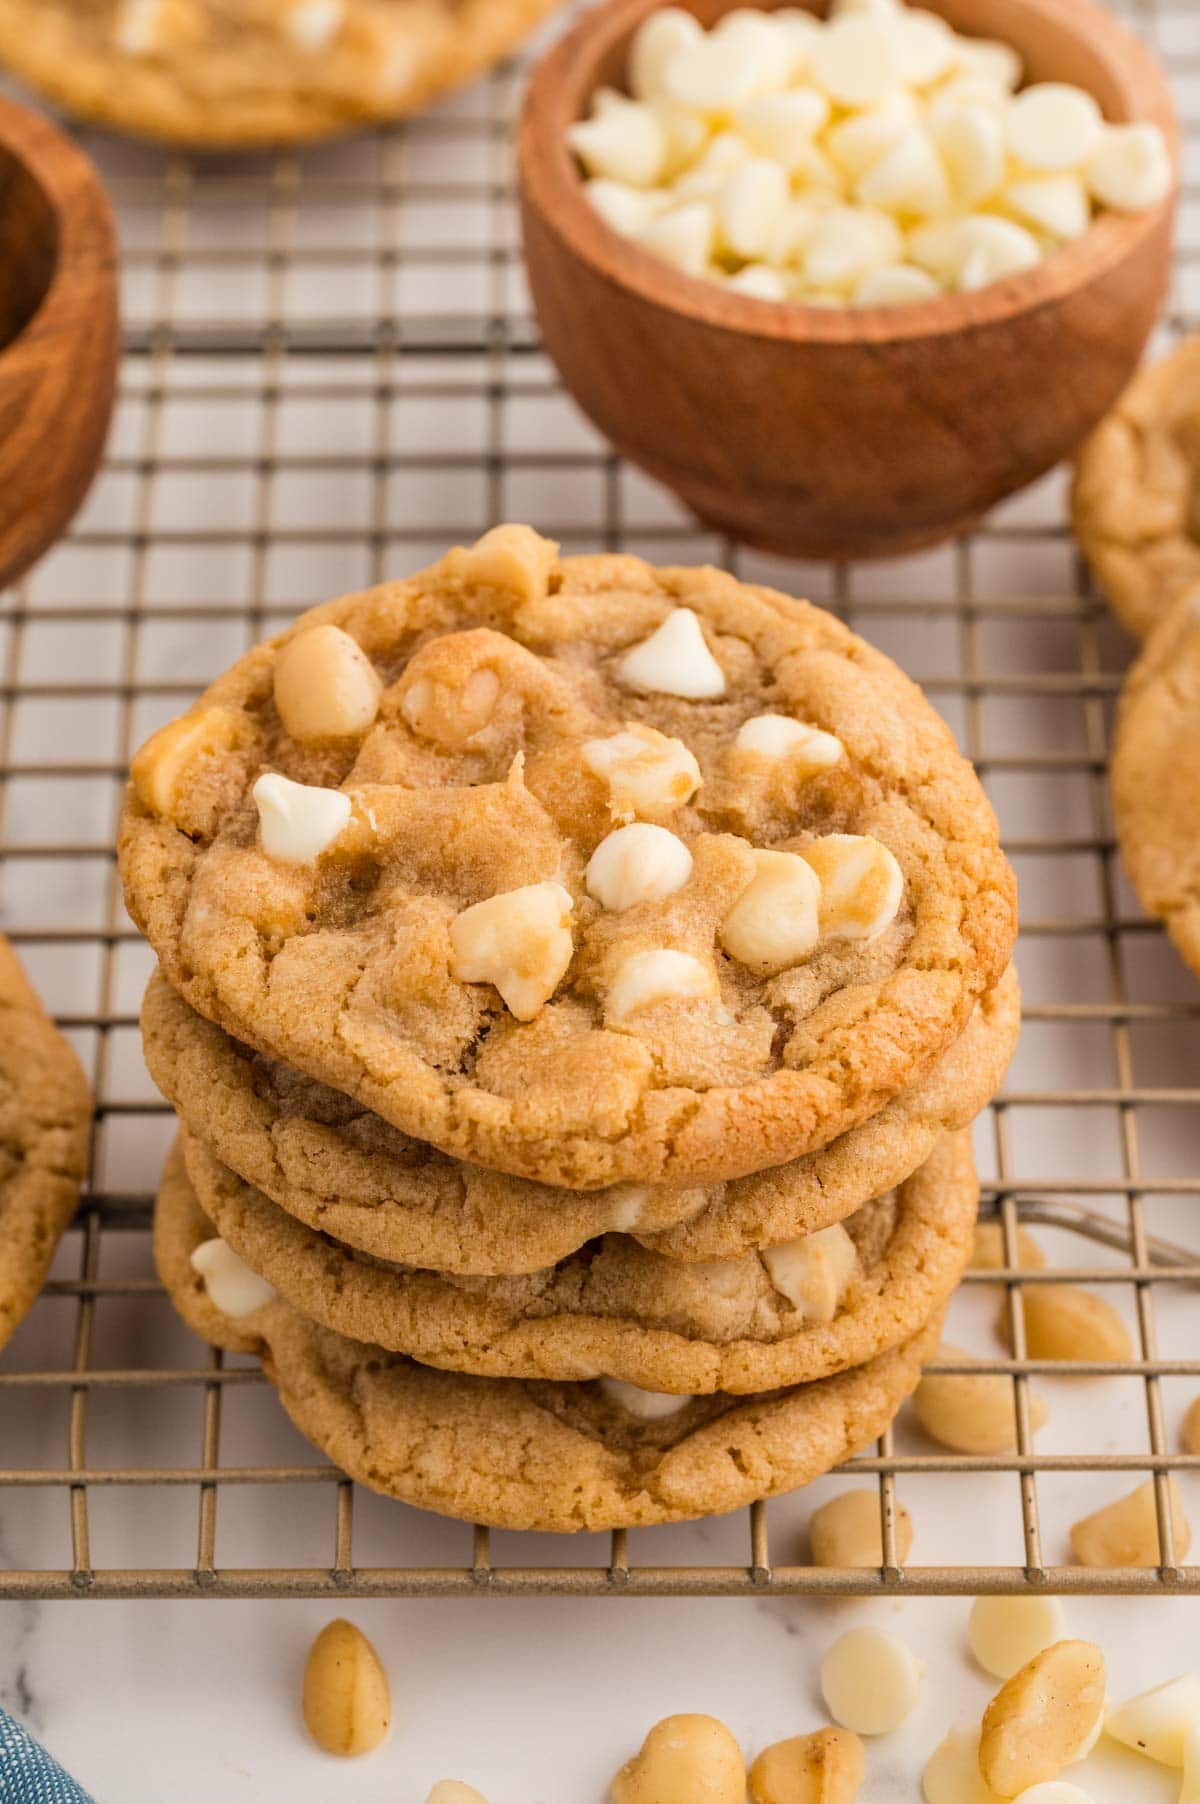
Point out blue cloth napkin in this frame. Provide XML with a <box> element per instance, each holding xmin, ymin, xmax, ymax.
<box><xmin>0</xmin><ymin>1708</ymin><xmax>97</xmax><ymax>1804</ymax></box>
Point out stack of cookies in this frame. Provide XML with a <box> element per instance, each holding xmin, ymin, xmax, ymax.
<box><xmin>120</xmin><ymin>526</ymin><xmax>1019</xmax><ymax>1534</ymax></box>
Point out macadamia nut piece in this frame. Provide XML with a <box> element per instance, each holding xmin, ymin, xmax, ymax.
<box><xmin>611</xmin><ymin>1714</ymin><xmax>746</xmax><ymax>1804</ymax></box>
<box><xmin>273</xmin><ymin>624</ymin><xmax>382</xmax><ymax>742</ymax></box>
<box><xmin>302</xmin><ymin>1619</ymin><xmax>391</xmax><ymax>1757</ymax></box>
<box><xmin>978</xmin><ymin>1641</ymin><xmax>1105</xmax><ymax>1797</ymax></box>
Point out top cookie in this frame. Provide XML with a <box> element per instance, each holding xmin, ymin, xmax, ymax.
<box><xmin>0</xmin><ymin>935</ymin><xmax>92</xmax><ymax>1351</ymax></box>
<box><xmin>1112</xmin><ymin>594</ymin><xmax>1200</xmax><ymax>978</ymax></box>
<box><xmin>0</xmin><ymin>0</ymin><xmax>559</xmax><ymax>149</ymax></box>
<box><xmin>119</xmin><ymin>526</ymin><xmax>1016</xmax><ymax>1189</ymax></box>
<box><xmin>1072</xmin><ymin>335</ymin><xmax>1200</xmax><ymax>640</ymax></box>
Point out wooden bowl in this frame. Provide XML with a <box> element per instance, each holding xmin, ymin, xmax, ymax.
<box><xmin>0</xmin><ymin>98</ymin><xmax>118</xmax><ymax>590</ymax></box>
<box><xmin>518</xmin><ymin>0</ymin><xmax>1178</xmax><ymax>559</ymax></box>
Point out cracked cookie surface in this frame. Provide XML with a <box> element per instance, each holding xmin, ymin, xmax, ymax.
<box><xmin>155</xmin><ymin>1141</ymin><xmax>941</xmax><ymax>1532</ymax></box>
<box><xmin>1072</xmin><ymin>335</ymin><xmax>1200</xmax><ymax>639</ymax></box>
<box><xmin>180</xmin><ymin>1127</ymin><xmax>975</xmax><ymax>1392</ymax></box>
<box><xmin>0</xmin><ymin>0</ymin><xmax>560</xmax><ymax>147</ymax></box>
<box><xmin>144</xmin><ymin>963</ymin><xmax>1017</xmax><ymax>1271</ymax></box>
<box><xmin>120</xmin><ymin>529</ymin><xmax>1016</xmax><ymax>1189</ymax></box>
<box><xmin>0</xmin><ymin>936</ymin><xmax>92</xmax><ymax>1351</ymax></box>
<box><xmin>1112</xmin><ymin>595</ymin><xmax>1200</xmax><ymax>978</ymax></box>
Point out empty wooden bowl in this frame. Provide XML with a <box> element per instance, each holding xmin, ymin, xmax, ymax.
<box><xmin>518</xmin><ymin>0</ymin><xmax>1178</xmax><ymax>559</ymax></box>
<box><xmin>0</xmin><ymin>97</ymin><xmax>118</xmax><ymax>591</ymax></box>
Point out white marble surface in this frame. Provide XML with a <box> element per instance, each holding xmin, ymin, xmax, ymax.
<box><xmin>5</xmin><ymin>1592</ymin><xmax>1199</xmax><ymax>1801</ymax></box>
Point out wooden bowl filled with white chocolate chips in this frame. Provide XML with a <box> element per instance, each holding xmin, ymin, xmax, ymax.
<box><xmin>518</xmin><ymin>0</ymin><xmax>1177</xmax><ymax>558</ymax></box>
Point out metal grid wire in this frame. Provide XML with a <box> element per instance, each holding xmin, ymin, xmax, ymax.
<box><xmin>2</xmin><ymin>0</ymin><xmax>1200</xmax><ymax>1602</ymax></box>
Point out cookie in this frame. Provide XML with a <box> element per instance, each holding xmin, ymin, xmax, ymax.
<box><xmin>120</xmin><ymin>527</ymin><xmax>1016</xmax><ymax>1189</ymax></box>
<box><xmin>180</xmin><ymin>1126</ymin><xmax>975</xmax><ymax>1393</ymax></box>
<box><xmin>1111</xmin><ymin>595</ymin><xmax>1200</xmax><ymax>977</ymax></box>
<box><xmin>143</xmin><ymin>963</ymin><xmax>1017</xmax><ymax>1271</ymax></box>
<box><xmin>0</xmin><ymin>936</ymin><xmax>92</xmax><ymax>1351</ymax></box>
<box><xmin>0</xmin><ymin>0</ymin><xmax>560</xmax><ymax>149</ymax></box>
<box><xmin>155</xmin><ymin>1141</ymin><xmax>942</xmax><ymax>1532</ymax></box>
<box><xmin>1072</xmin><ymin>336</ymin><xmax>1200</xmax><ymax>640</ymax></box>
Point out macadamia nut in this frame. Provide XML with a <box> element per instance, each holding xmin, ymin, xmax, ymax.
<box><xmin>301</xmin><ymin>1619</ymin><xmax>391</xmax><ymax>1757</ymax></box>
<box><xmin>273</xmin><ymin>624</ymin><xmax>382</xmax><ymax>742</ymax></box>
<box><xmin>748</xmin><ymin>1726</ymin><xmax>865</xmax><ymax>1803</ymax></box>
<box><xmin>449</xmin><ymin>881</ymin><xmax>575</xmax><ymax>1020</ymax></box>
<box><xmin>582</xmin><ymin>724</ymin><xmax>702</xmax><ymax>819</ymax></box>
<box><xmin>611</xmin><ymin>1714</ymin><xmax>746</xmax><ymax>1804</ymax></box>
<box><xmin>978</xmin><ymin>1641</ymin><xmax>1106</xmax><ymax>1797</ymax></box>
<box><xmin>809</xmin><ymin>1488</ymin><xmax>913</xmax><ymax>1568</ymax></box>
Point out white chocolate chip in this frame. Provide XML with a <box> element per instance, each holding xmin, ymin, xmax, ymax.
<box><xmin>1085</xmin><ymin>122</ymin><xmax>1172</xmax><ymax>212</ymax></box>
<box><xmin>617</xmin><ymin>608</ymin><xmax>726</xmax><ymax>699</ymax></box>
<box><xmin>426</xmin><ymin>1785</ymin><xmax>490</xmax><ymax>1804</ymax></box>
<box><xmin>662</xmin><ymin>30</ymin><xmax>768</xmax><ymax>114</ymax></box>
<box><xmin>718</xmin><ymin>158</ymin><xmax>791</xmax><ymax>260</ymax></box>
<box><xmin>586</xmin><ymin>824</ymin><xmax>694</xmax><ymax>913</ymax></box>
<box><xmin>954</xmin><ymin>36</ymin><xmax>1022</xmax><ymax>91</ymax></box>
<box><xmin>581</xmin><ymin>723</ymin><xmax>702</xmax><ymax>820</ymax></box>
<box><xmin>598</xmin><ymin>1376</ymin><xmax>692</xmax><ymax>1419</ymax></box>
<box><xmin>909</xmin><ymin>215</ymin><xmax>1041</xmax><ymax>289</ymax></box>
<box><xmin>826</xmin><ymin>92</ymin><xmax>919</xmax><ymax>179</ymax></box>
<box><xmin>1105</xmin><ymin>1672</ymin><xmax>1200</xmax><ymax>1766</ymax></box>
<box><xmin>606</xmin><ymin>948</ymin><xmax>718</xmax><ymax>1022</ymax></box>
<box><xmin>286</xmin><ymin>0</ymin><xmax>343</xmax><ymax>50</ymax></box>
<box><xmin>735</xmin><ymin>714</ymin><xmax>844</xmax><ymax>770</ymax></box>
<box><xmin>805</xmin><ymin>206</ymin><xmax>904</xmax><ymax>289</ymax></box>
<box><xmin>968</xmin><ymin>1596</ymin><xmax>1067</xmax><ymax>1681</ymax></box>
<box><xmin>449</xmin><ymin>881</ymin><xmax>574</xmax><ymax>1021</ymax></box>
<box><xmin>933</xmin><ymin>104</ymin><xmax>1006</xmax><ymax>205</ymax></box>
<box><xmin>892</xmin><ymin>7</ymin><xmax>957</xmax><ymax>85</ymax></box>
<box><xmin>809</xmin><ymin>16</ymin><xmax>904</xmax><ymax>108</ymax></box>
<box><xmin>1005</xmin><ymin>174</ymin><xmax>1091</xmax><ymax>240</ymax></box>
<box><xmin>586</xmin><ymin>178</ymin><xmax>669</xmax><ymax>236</ymax></box>
<box><xmin>273</xmin><ymin>624</ymin><xmax>382</xmax><ymax>743</ymax></box>
<box><xmin>821</xmin><ymin>1628</ymin><xmax>923</xmax><ymax>1736</ymax></box>
<box><xmin>628</xmin><ymin>7</ymin><xmax>704</xmax><ymax>101</ymax></box>
<box><xmin>636</xmin><ymin>203</ymin><xmax>715</xmax><ymax>276</ymax></box>
<box><xmin>253</xmin><ymin>773</ymin><xmax>352</xmax><ymax>865</ymax></box>
<box><xmin>762</xmin><ymin>1222</ymin><xmax>858</xmax><ymax>1321</ymax></box>
<box><xmin>800</xmin><ymin>833</ymin><xmax>903</xmax><ymax>941</ymax></box>
<box><xmin>725</xmin><ymin>264</ymin><xmax>789</xmax><ymax>300</ymax></box>
<box><xmin>720</xmin><ymin>848</ymin><xmax>821</xmax><ymax>975</ymax></box>
<box><xmin>673</xmin><ymin>132</ymin><xmax>752</xmax><ymax>203</ymax></box>
<box><xmin>115</xmin><ymin>0</ymin><xmax>161</xmax><ymax>53</ymax></box>
<box><xmin>190</xmin><ymin>1237</ymin><xmax>276</xmax><ymax>1318</ymax></box>
<box><xmin>856</xmin><ymin>125</ymin><xmax>951</xmax><ymax>217</ymax></box>
<box><xmin>854</xmin><ymin>262</ymin><xmax>941</xmax><ymax>305</ymax></box>
<box><xmin>922</xmin><ymin>1728</ymin><xmax>1002</xmax><ymax>1804</ymax></box>
<box><xmin>568</xmin><ymin>98</ymin><xmax>668</xmax><ymax>187</ymax></box>
<box><xmin>734</xmin><ymin>91</ymin><xmax>831</xmax><ymax>171</ymax></box>
<box><xmin>1006</xmin><ymin>82</ymin><xmax>1103</xmax><ymax>172</ymax></box>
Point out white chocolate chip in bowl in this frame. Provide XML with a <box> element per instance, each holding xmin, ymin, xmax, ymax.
<box><xmin>661</xmin><ymin>28</ymin><xmax>769</xmax><ymax>115</ymax></box>
<box><xmin>805</xmin><ymin>206</ymin><xmax>904</xmax><ymax>290</ymax></box>
<box><xmin>933</xmin><ymin>104</ymin><xmax>1006</xmax><ymax>207</ymax></box>
<box><xmin>598</xmin><ymin>1375</ymin><xmax>692</xmax><ymax>1419</ymax></box>
<box><xmin>720</xmin><ymin>848</ymin><xmax>821</xmax><ymax>976</ymax></box>
<box><xmin>857</xmin><ymin>126</ymin><xmax>952</xmax><ymax>218</ymax></box>
<box><xmin>617</xmin><ymin>608</ymin><xmax>726</xmax><ymax>699</ymax></box>
<box><xmin>586</xmin><ymin>823</ymin><xmax>694</xmax><ymax>913</ymax></box>
<box><xmin>1086</xmin><ymin>122</ymin><xmax>1173</xmax><ymax>212</ymax></box>
<box><xmin>761</xmin><ymin>1221</ymin><xmax>858</xmax><ymax>1322</ymax></box>
<box><xmin>253</xmin><ymin>773</ymin><xmax>352</xmax><ymax>865</ymax></box>
<box><xmin>809</xmin><ymin>15</ymin><xmax>904</xmax><ymax>108</ymax></box>
<box><xmin>273</xmin><ymin>623</ymin><xmax>383</xmax><ymax>743</ymax></box>
<box><xmin>636</xmin><ymin>203</ymin><xmax>715</xmax><ymax>277</ymax></box>
<box><xmin>606</xmin><ymin>948</ymin><xmax>719</xmax><ymax>1023</ymax></box>
<box><xmin>734</xmin><ymin>91</ymin><xmax>831</xmax><ymax>172</ymax></box>
<box><xmin>449</xmin><ymin>881</ymin><xmax>575</xmax><ymax>1020</ymax></box>
<box><xmin>855</xmin><ymin>263</ymin><xmax>941</xmax><ymax>305</ymax></box>
<box><xmin>628</xmin><ymin>6</ymin><xmax>704</xmax><ymax>102</ymax></box>
<box><xmin>718</xmin><ymin>158</ymin><xmax>791</xmax><ymax>262</ymax></box>
<box><xmin>1004</xmin><ymin>174</ymin><xmax>1091</xmax><ymax>241</ymax></box>
<box><xmin>799</xmin><ymin>833</ymin><xmax>903</xmax><ymax>942</ymax></box>
<box><xmin>1006</xmin><ymin>81</ymin><xmax>1104</xmax><ymax>171</ymax></box>
<box><xmin>568</xmin><ymin>98</ymin><xmax>669</xmax><ymax>188</ymax></box>
<box><xmin>190</xmin><ymin>1237</ymin><xmax>276</xmax><ymax>1318</ymax></box>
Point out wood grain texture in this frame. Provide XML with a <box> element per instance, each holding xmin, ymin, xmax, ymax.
<box><xmin>0</xmin><ymin>97</ymin><xmax>118</xmax><ymax>590</ymax></box>
<box><xmin>518</xmin><ymin>0</ymin><xmax>1178</xmax><ymax>559</ymax></box>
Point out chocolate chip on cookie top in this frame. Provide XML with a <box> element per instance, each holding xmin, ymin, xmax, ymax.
<box><xmin>119</xmin><ymin>526</ymin><xmax>1016</xmax><ymax>1188</ymax></box>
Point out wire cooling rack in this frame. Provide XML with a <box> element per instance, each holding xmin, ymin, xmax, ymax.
<box><xmin>2</xmin><ymin>1</ymin><xmax>1200</xmax><ymax>1603</ymax></box>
